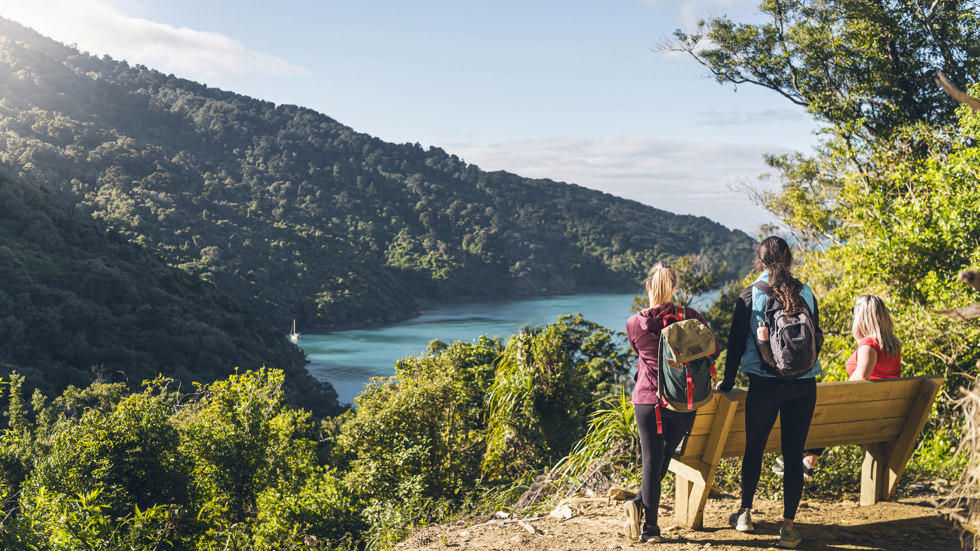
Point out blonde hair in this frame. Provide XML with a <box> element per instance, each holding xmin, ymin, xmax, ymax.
<box><xmin>853</xmin><ymin>295</ymin><xmax>901</xmax><ymax>357</ymax></box>
<box><xmin>645</xmin><ymin>262</ymin><xmax>676</xmax><ymax>307</ymax></box>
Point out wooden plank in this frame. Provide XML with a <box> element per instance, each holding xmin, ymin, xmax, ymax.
<box><xmin>680</xmin><ymin>432</ymin><xmax>708</xmax><ymax>458</ymax></box>
<box><xmin>808</xmin><ymin>376</ymin><xmax>941</xmax><ymax>406</ymax></box>
<box><xmin>860</xmin><ymin>442</ymin><xmax>887</xmax><ymax>506</ymax></box>
<box><xmin>674</xmin><ymin>476</ymin><xmax>693</xmax><ymax>527</ymax></box>
<box><xmin>687</xmin><ymin>465</ymin><xmax>717</xmax><ymax>530</ymax></box>
<box><xmin>883</xmin><ymin>378</ymin><xmax>942</xmax><ymax>501</ymax></box>
<box><xmin>669</xmin><ymin>457</ymin><xmax>709</xmax><ymax>487</ymax></box>
<box><xmin>702</xmin><ymin>393</ymin><xmax>738</xmax><ymax>466</ymax></box>
<box><xmin>692</xmin><ymin>399</ymin><xmax>719</xmax><ymax>416</ymax></box>
<box><xmin>711</xmin><ymin>417</ymin><xmax>907</xmax><ymax>458</ymax></box>
<box><xmin>669</xmin><ymin>395</ymin><xmax>737</xmax><ymax>529</ymax></box>
<box><xmin>716</xmin><ymin>376</ymin><xmax>939</xmax><ymax>407</ymax></box>
<box><xmin>697</xmin><ymin>397</ymin><xmax>916</xmax><ymax>436</ymax></box>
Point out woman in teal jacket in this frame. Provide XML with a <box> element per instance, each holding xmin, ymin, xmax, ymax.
<box><xmin>716</xmin><ymin>236</ymin><xmax>823</xmax><ymax>549</ymax></box>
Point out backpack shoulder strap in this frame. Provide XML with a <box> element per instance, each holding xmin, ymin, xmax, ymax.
<box><xmin>751</xmin><ymin>281</ymin><xmax>773</xmax><ymax>296</ymax></box>
<box><xmin>677</xmin><ymin>305</ymin><xmax>684</xmax><ymax>320</ymax></box>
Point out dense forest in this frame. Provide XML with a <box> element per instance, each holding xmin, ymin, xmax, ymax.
<box><xmin>0</xmin><ymin>169</ymin><xmax>342</xmax><ymax>417</ymax></box>
<box><xmin>0</xmin><ymin>17</ymin><xmax>756</xmax><ymax>329</ymax></box>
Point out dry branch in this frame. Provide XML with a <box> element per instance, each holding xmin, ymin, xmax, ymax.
<box><xmin>936</xmin><ymin>71</ymin><xmax>980</xmax><ymax>111</ymax></box>
<box><xmin>932</xmin><ymin>304</ymin><xmax>980</xmax><ymax>321</ymax></box>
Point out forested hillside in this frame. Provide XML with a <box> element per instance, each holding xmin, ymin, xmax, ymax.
<box><xmin>0</xmin><ymin>170</ymin><xmax>342</xmax><ymax>417</ymax></box>
<box><xmin>0</xmin><ymin>18</ymin><xmax>755</xmax><ymax>329</ymax></box>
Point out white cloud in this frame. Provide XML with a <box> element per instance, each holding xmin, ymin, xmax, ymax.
<box><xmin>0</xmin><ymin>0</ymin><xmax>309</xmax><ymax>80</ymax></box>
<box><xmin>696</xmin><ymin>108</ymin><xmax>804</xmax><ymax>126</ymax></box>
<box><xmin>443</xmin><ymin>135</ymin><xmax>786</xmax><ymax>231</ymax></box>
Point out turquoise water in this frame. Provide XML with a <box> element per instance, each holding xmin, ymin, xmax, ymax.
<box><xmin>302</xmin><ymin>291</ymin><xmax>638</xmax><ymax>405</ymax></box>
<box><xmin>302</xmin><ymin>290</ymin><xmax>722</xmax><ymax>405</ymax></box>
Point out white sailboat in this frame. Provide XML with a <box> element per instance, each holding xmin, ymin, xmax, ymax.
<box><xmin>289</xmin><ymin>319</ymin><xmax>301</xmax><ymax>343</ymax></box>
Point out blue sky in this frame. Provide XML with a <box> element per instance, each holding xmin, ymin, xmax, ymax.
<box><xmin>0</xmin><ymin>0</ymin><xmax>821</xmax><ymax>231</ymax></box>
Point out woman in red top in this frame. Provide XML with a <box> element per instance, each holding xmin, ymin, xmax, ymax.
<box><xmin>778</xmin><ymin>294</ymin><xmax>902</xmax><ymax>479</ymax></box>
<box><xmin>844</xmin><ymin>294</ymin><xmax>902</xmax><ymax>381</ymax></box>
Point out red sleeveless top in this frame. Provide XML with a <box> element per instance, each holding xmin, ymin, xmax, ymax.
<box><xmin>845</xmin><ymin>337</ymin><xmax>901</xmax><ymax>380</ymax></box>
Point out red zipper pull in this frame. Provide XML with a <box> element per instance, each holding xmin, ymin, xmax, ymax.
<box><xmin>687</xmin><ymin>371</ymin><xmax>694</xmax><ymax>410</ymax></box>
<box><xmin>656</xmin><ymin>405</ymin><xmax>663</xmax><ymax>434</ymax></box>
<box><xmin>711</xmin><ymin>363</ymin><xmax>718</xmax><ymax>403</ymax></box>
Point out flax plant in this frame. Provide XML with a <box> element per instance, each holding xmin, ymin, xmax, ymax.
<box><xmin>555</xmin><ymin>387</ymin><xmax>638</xmax><ymax>481</ymax></box>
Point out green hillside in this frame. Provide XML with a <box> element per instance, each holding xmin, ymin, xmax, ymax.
<box><xmin>0</xmin><ymin>18</ymin><xmax>756</xmax><ymax>329</ymax></box>
<box><xmin>0</xmin><ymin>170</ymin><xmax>342</xmax><ymax>417</ymax></box>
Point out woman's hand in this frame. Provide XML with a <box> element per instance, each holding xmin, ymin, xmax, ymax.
<box><xmin>756</xmin><ymin>322</ymin><xmax>769</xmax><ymax>342</ymax></box>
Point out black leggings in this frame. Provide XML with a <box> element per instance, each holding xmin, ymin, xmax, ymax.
<box><xmin>741</xmin><ymin>374</ymin><xmax>816</xmax><ymax>520</ymax></box>
<box><xmin>632</xmin><ymin>405</ymin><xmax>696</xmax><ymax>530</ymax></box>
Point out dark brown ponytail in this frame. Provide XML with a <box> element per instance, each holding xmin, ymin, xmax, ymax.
<box><xmin>753</xmin><ymin>236</ymin><xmax>804</xmax><ymax>312</ymax></box>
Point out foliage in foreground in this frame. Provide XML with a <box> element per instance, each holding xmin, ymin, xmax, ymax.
<box><xmin>0</xmin><ymin>369</ymin><xmax>360</xmax><ymax>550</ymax></box>
<box><xmin>0</xmin><ymin>314</ymin><xmax>633</xmax><ymax>550</ymax></box>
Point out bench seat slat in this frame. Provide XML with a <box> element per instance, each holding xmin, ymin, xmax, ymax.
<box><xmin>689</xmin><ymin>397</ymin><xmax>916</xmax><ymax>436</ymax></box>
<box><xmin>680</xmin><ymin>416</ymin><xmax>908</xmax><ymax>459</ymax></box>
<box><xmin>684</xmin><ymin>376</ymin><xmax>939</xmax><ymax>437</ymax></box>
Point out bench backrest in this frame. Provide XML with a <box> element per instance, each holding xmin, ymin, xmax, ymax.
<box><xmin>678</xmin><ymin>375</ymin><xmax>942</xmax><ymax>461</ymax></box>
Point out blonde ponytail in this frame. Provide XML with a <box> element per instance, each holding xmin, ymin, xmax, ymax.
<box><xmin>645</xmin><ymin>262</ymin><xmax>676</xmax><ymax>307</ymax></box>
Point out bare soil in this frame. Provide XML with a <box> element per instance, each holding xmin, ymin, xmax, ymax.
<box><xmin>401</xmin><ymin>483</ymin><xmax>965</xmax><ymax>550</ymax></box>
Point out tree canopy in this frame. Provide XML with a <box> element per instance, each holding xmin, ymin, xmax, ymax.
<box><xmin>663</xmin><ymin>0</ymin><xmax>980</xmax><ymax>146</ymax></box>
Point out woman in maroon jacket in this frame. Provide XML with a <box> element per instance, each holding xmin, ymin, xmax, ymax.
<box><xmin>623</xmin><ymin>262</ymin><xmax>719</xmax><ymax>542</ymax></box>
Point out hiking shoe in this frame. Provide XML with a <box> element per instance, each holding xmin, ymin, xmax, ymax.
<box><xmin>774</xmin><ymin>456</ymin><xmax>815</xmax><ymax>482</ymax></box>
<box><xmin>728</xmin><ymin>509</ymin><xmax>754</xmax><ymax>532</ymax></box>
<box><xmin>778</xmin><ymin>526</ymin><xmax>802</xmax><ymax>548</ymax></box>
<box><xmin>639</xmin><ymin>526</ymin><xmax>661</xmax><ymax>543</ymax></box>
<box><xmin>802</xmin><ymin>457</ymin><xmax>815</xmax><ymax>482</ymax></box>
<box><xmin>623</xmin><ymin>501</ymin><xmax>640</xmax><ymax>541</ymax></box>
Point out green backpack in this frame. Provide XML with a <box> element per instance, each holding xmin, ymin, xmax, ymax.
<box><xmin>657</xmin><ymin>306</ymin><xmax>718</xmax><ymax>412</ymax></box>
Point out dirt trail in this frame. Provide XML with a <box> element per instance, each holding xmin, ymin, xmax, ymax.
<box><xmin>402</xmin><ymin>484</ymin><xmax>963</xmax><ymax>550</ymax></box>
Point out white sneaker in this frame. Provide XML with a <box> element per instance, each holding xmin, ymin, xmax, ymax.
<box><xmin>779</xmin><ymin>526</ymin><xmax>802</xmax><ymax>548</ymax></box>
<box><xmin>728</xmin><ymin>509</ymin><xmax>754</xmax><ymax>532</ymax></box>
<box><xmin>623</xmin><ymin>501</ymin><xmax>640</xmax><ymax>541</ymax></box>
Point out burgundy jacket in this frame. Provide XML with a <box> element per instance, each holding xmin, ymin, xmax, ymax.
<box><xmin>627</xmin><ymin>303</ymin><xmax>717</xmax><ymax>406</ymax></box>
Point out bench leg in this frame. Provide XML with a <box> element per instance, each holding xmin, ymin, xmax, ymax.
<box><xmin>672</xmin><ymin>466</ymin><xmax>717</xmax><ymax>530</ymax></box>
<box><xmin>669</xmin><ymin>393</ymin><xmax>738</xmax><ymax>530</ymax></box>
<box><xmin>883</xmin><ymin>378</ymin><xmax>941</xmax><ymax>501</ymax></box>
<box><xmin>685</xmin><ymin>466</ymin><xmax>717</xmax><ymax>530</ymax></box>
<box><xmin>674</xmin><ymin>475</ymin><xmax>693</xmax><ymax>527</ymax></box>
<box><xmin>860</xmin><ymin>443</ymin><xmax>887</xmax><ymax>506</ymax></box>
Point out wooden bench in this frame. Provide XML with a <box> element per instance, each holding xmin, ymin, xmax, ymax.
<box><xmin>667</xmin><ymin>375</ymin><xmax>943</xmax><ymax>529</ymax></box>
